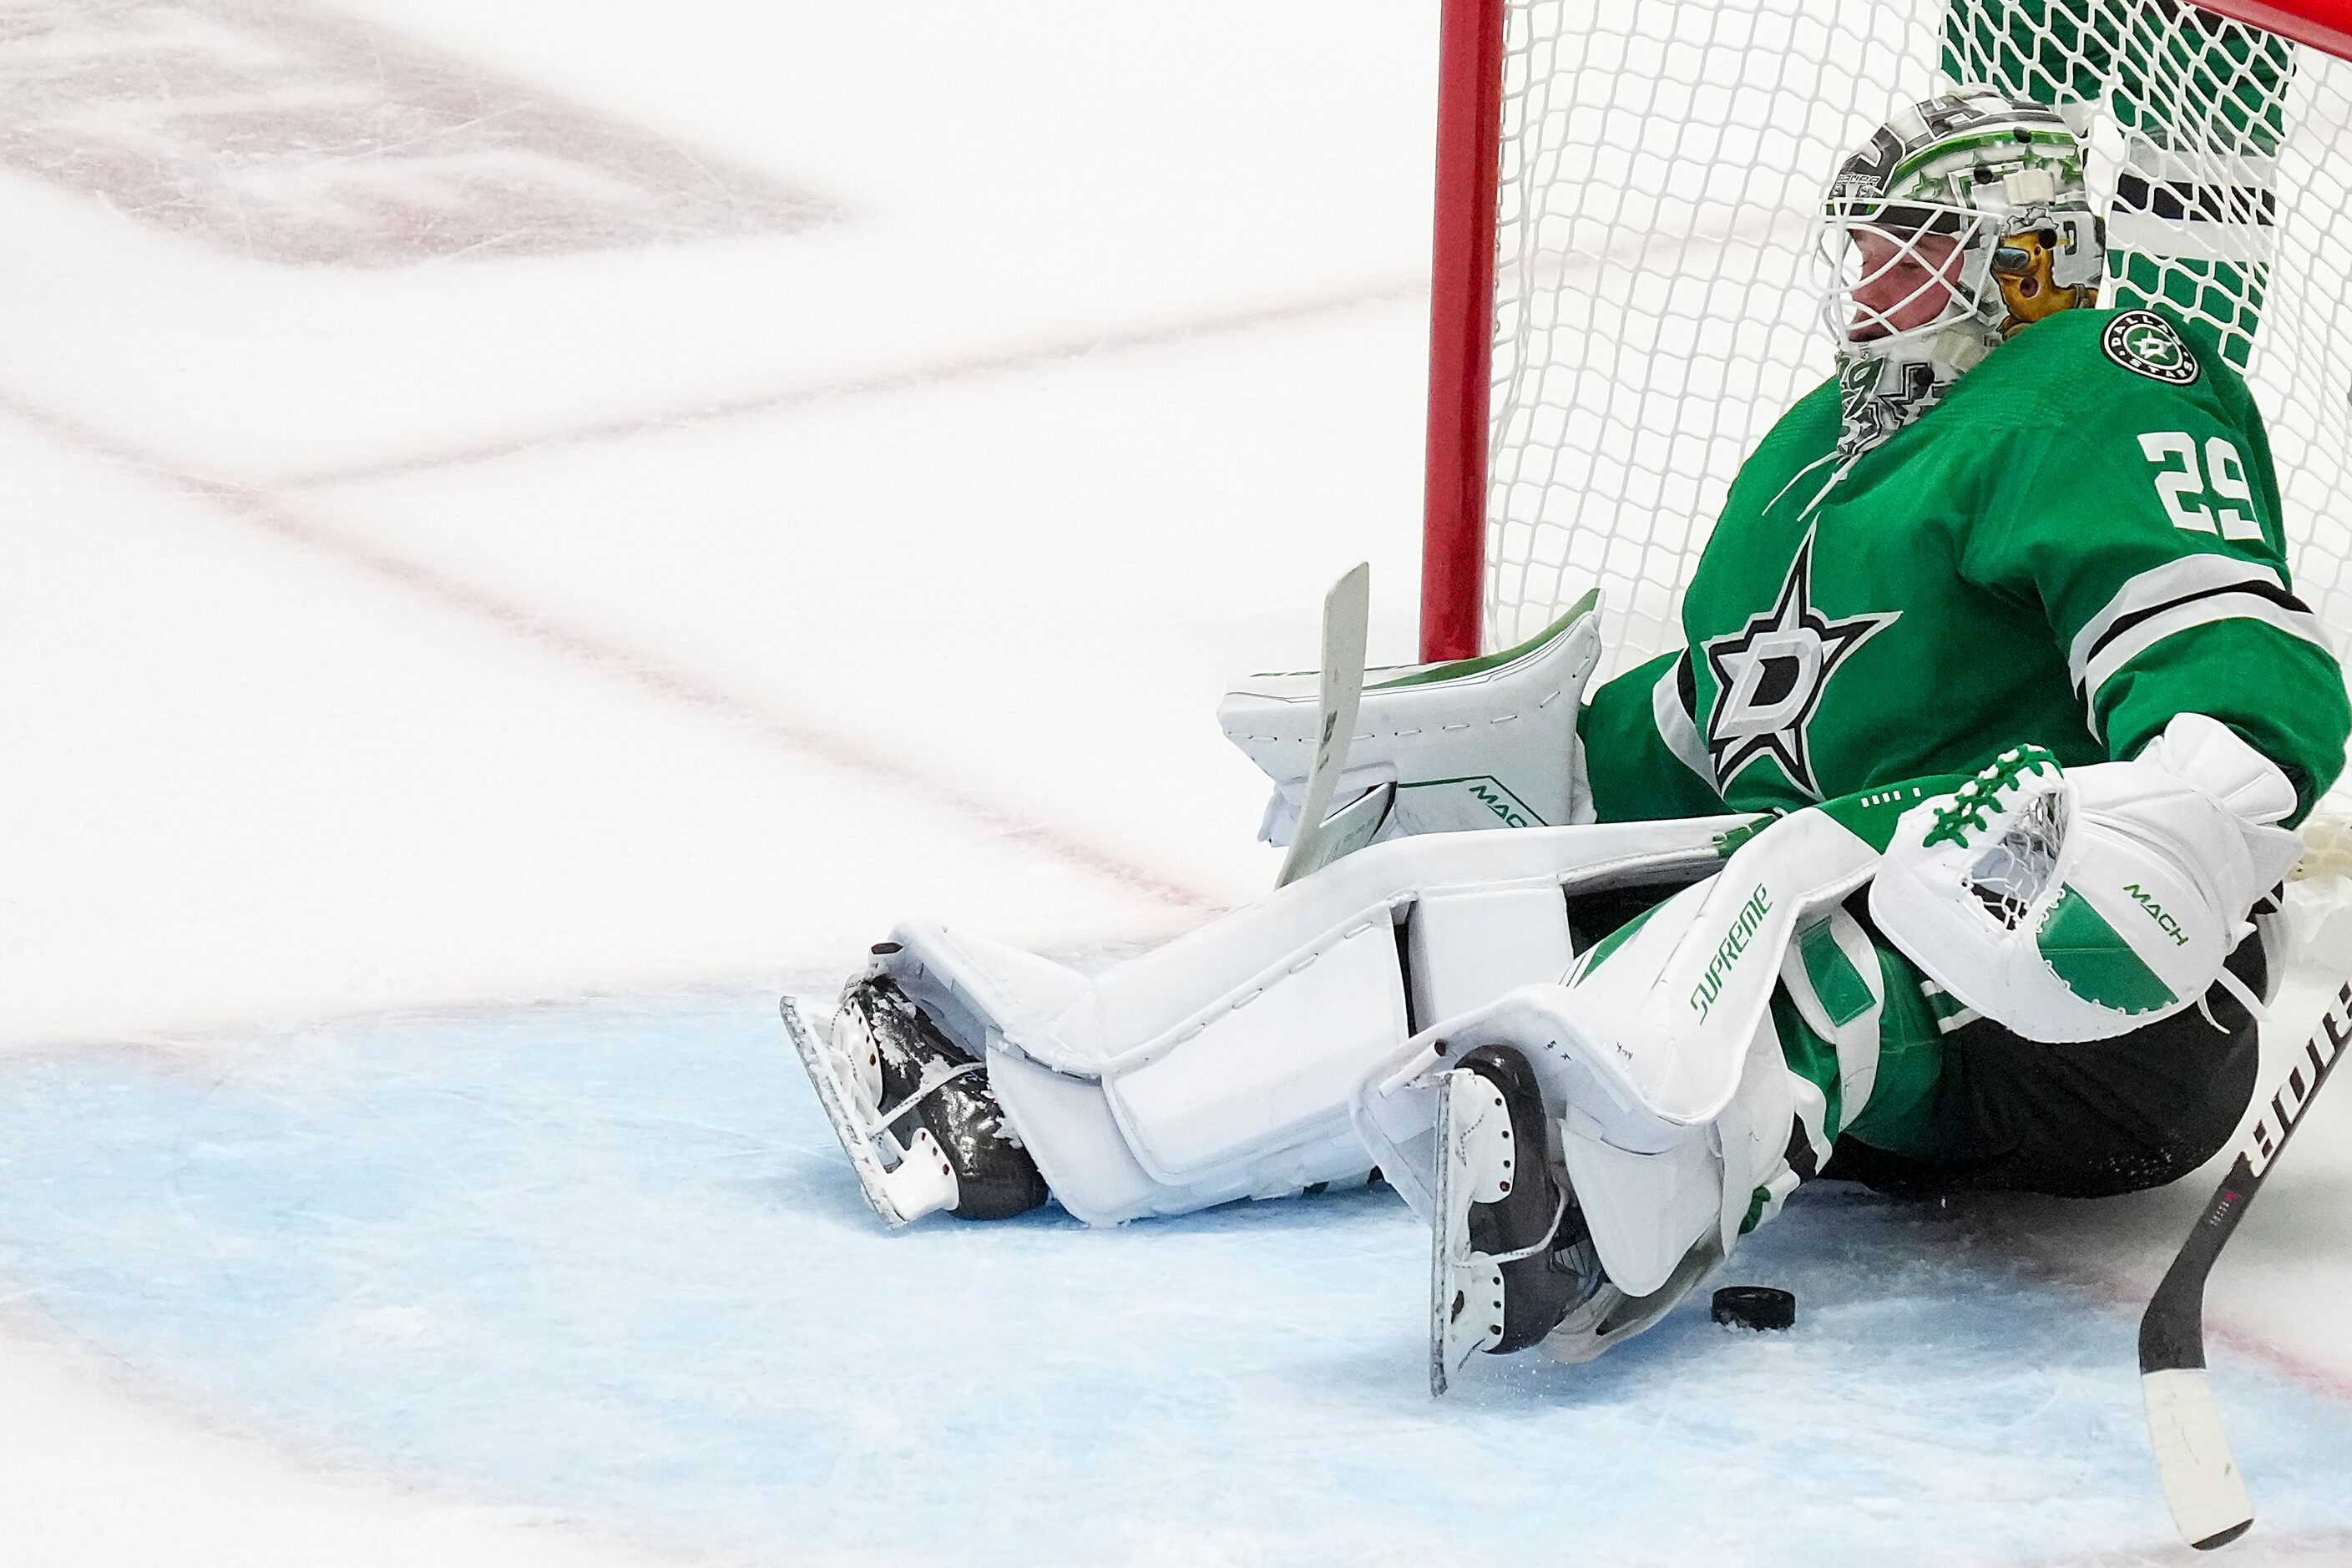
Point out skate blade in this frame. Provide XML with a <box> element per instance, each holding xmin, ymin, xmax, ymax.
<box><xmin>1428</xmin><ymin>1066</ymin><xmax>1512</xmax><ymax>1394</ymax></box>
<box><xmin>780</xmin><ymin>994</ymin><xmax>958</xmax><ymax>1228</ymax></box>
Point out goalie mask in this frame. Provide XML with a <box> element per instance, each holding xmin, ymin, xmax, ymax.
<box><xmin>1823</xmin><ymin>90</ymin><xmax>2104</xmax><ymax>460</ymax></box>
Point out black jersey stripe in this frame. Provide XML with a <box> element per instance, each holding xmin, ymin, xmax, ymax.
<box><xmin>2070</xmin><ymin>555</ymin><xmax>2293</xmax><ymax>685</ymax></box>
<box><xmin>2114</xmin><ymin>173</ymin><xmax>2278</xmax><ymax>227</ymax></box>
<box><xmin>2080</xmin><ymin>579</ymin><xmax>2316</xmax><ymax>687</ymax></box>
<box><xmin>2081</xmin><ymin>592</ymin><xmax>2332</xmax><ymax>740</ymax></box>
<box><xmin>1651</xmin><ymin>650</ymin><xmax>1715</xmax><ymax>788</ymax></box>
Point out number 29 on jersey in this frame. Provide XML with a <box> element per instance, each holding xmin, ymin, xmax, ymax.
<box><xmin>2138</xmin><ymin>432</ymin><xmax>2263</xmax><ymax>542</ymax></box>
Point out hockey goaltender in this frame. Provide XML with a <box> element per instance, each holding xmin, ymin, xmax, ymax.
<box><xmin>787</xmin><ymin>91</ymin><xmax>2350</xmax><ymax>1386</ymax></box>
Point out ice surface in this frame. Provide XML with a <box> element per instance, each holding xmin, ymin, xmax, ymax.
<box><xmin>3</xmin><ymin>989</ymin><xmax>2352</xmax><ymax>1567</ymax></box>
<box><xmin>3</xmin><ymin>0</ymin><xmax>2350</xmax><ymax>1560</ymax></box>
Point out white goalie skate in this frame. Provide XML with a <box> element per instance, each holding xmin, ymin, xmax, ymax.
<box><xmin>781</xmin><ymin>993</ymin><xmax>957</xmax><ymax>1227</ymax></box>
<box><xmin>1429</xmin><ymin>1065</ymin><xmax>1511</xmax><ymax>1393</ymax></box>
<box><xmin>1428</xmin><ymin>1045</ymin><xmax>1603</xmax><ymax>1393</ymax></box>
<box><xmin>781</xmin><ymin>974</ymin><xmax>1048</xmax><ymax>1227</ymax></box>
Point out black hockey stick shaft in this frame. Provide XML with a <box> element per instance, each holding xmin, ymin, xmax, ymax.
<box><xmin>2138</xmin><ymin>979</ymin><xmax>2352</xmax><ymax>1549</ymax></box>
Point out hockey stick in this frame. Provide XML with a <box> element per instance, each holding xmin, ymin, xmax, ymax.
<box><xmin>2139</xmin><ymin>979</ymin><xmax>2352</xmax><ymax>1550</ymax></box>
<box><xmin>1276</xmin><ymin>561</ymin><xmax>1378</xmax><ymax>888</ymax></box>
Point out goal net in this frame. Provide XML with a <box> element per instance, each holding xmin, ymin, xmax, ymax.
<box><xmin>1429</xmin><ymin>0</ymin><xmax>2352</xmax><ymax>699</ymax></box>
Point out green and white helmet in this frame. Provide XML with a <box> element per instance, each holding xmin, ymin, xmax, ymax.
<box><xmin>1823</xmin><ymin>89</ymin><xmax>2106</xmax><ymax>458</ymax></box>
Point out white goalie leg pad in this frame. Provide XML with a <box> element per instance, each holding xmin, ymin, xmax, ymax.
<box><xmin>1219</xmin><ymin>594</ymin><xmax>1602</xmax><ymax>845</ymax></box>
<box><xmin>1871</xmin><ymin>718</ymin><xmax>2304</xmax><ymax>1043</ymax></box>
<box><xmin>1358</xmin><ymin>807</ymin><xmax>1875</xmax><ymax>1294</ymax></box>
<box><xmin>1480</xmin><ymin>984</ymin><xmax>1797</xmax><ymax>1298</ymax></box>
<box><xmin>1777</xmin><ymin>904</ymin><xmax>1888</xmax><ymax>1168</ymax></box>
<box><xmin>1540</xmin><ymin>1237</ymin><xmax>1726</xmax><ymax>1366</ymax></box>
<box><xmin>980</xmin><ymin>1045</ymin><xmax>1377</xmax><ymax>1224</ymax></box>
<box><xmin>878</xmin><ymin>916</ymin><xmax>1399</xmax><ymax>1226</ymax></box>
<box><xmin>1346</xmin><ymin>880</ymin><xmax>1606</xmax><ymax>1222</ymax></box>
<box><xmin>873</xmin><ymin>819</ymin><xmax>1737</xmax><ymax>1224</ymax></box>
<box><xmin>1462</xmin><ymin>810</ymin><xmax>1874</xmax><ymax>1137</ymax></box>
<box><xmin>1535</xmin><ymin>959</ymin><xmax>1817</xmax><ymax>1364</ymax></box>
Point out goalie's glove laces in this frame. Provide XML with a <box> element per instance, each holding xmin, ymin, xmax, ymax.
<box><xmin>1922</xmin><ymin>746</ymin><xmax>2061</xmax><ymax>848</ymax></box>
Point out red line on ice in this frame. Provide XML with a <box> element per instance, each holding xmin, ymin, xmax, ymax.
<box><xmin>2000</xmin><ymin>1227</ymin><xmax>2352</xmax><ymax>1406</ymax></box>
<box><xmin>0</xmin><ymin>390</ymin><xmax>1222</xmax><ymax>920</ymax></box>
<box><xmin>272</xmin><ymin>284</ymin><xmax>1426</xmax><ymax>489</ymax></box>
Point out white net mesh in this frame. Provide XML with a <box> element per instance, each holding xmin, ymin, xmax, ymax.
<box><xmin>1483</xmin><ymin>0</ymin><xmax>2352</xmax><ymax>695</ymax></box>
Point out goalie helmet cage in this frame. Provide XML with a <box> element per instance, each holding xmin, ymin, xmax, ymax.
<box><xmin>1417</xmin><ymin>0</ymin><xmax>2352</xmax><ymax>688</ymax></box>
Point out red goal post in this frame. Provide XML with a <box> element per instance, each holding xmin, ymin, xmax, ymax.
<box><xmin>1419</xmin><ymin>0</ymin><xmax>2352</xmax><ymax>665</ymax></box>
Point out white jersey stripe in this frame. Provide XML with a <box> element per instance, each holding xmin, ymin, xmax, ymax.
<box><xmin>1651</xmin><ymin>655</ymin><xmax>1716</xmax><ymax>789</ymax></box>
<box><xmin>2124</xmin><ymin>143</ymin><xmax>2279</xmax><ymax>190</ymax></box>
<box><xmin>2107</xmin><ymin>210</ymin><xmax>2276</xmax><ymax>268</ymax></box>
<box><xmin>2083</xmin><ymin>594</ymin><xmax>2334</xmax><ymax>737</ymax></box>
<box><xmin>2067</xmin><ymin>554</ymin><xmax>2288</xmax><ymax>688</ymax></box>
<box><xmin>1778</xmin><ymin>908</ymin><xmax>1884</xmax><ymax>1125</ymax></box>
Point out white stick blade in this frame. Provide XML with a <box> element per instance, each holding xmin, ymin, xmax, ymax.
<box><xmin>2142</xmin><ymin>1368</ymin><xmax>2254</xmax><ymax>1549</ymax></box>
<box><xmin>1277</xmin><ymin>562</ymin><xmax>1372</xmax><ymax>888</ymax></box>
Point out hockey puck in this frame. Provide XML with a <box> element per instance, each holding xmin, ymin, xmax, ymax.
<box><xmin>1711</xmin><ymin>1285</ymin><xmax>1797</xmax><ymax>1332</ymax></box>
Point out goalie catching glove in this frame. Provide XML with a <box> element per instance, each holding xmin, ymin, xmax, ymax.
<box><xmin>1870</xmin><ymin>713</ymin><xmax>2302</xmax><ymax>1043</ymax></box>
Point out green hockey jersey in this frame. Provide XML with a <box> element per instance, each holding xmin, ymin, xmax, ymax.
<box><xmin>1581</xmin><ymin>306</ymin><xmax>2349</xmax><ymax>825</ymax></box>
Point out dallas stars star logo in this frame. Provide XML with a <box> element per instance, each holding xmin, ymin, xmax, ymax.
<box><xmin>2102</xmin><ymin>309</ymin><xmax>2201</xmax><ymax>387</ymax></box>
<box><xmin>1701</xmin><ymin>530</ymin><xmax>1899</xmax><ymax>797</ymax></box>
